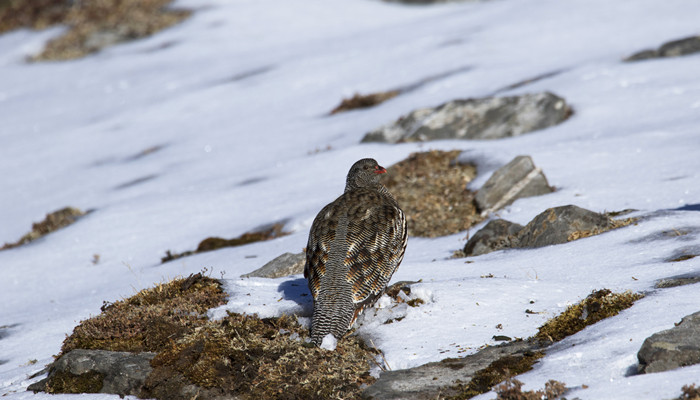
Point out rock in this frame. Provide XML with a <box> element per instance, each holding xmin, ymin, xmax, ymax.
<box><xmin>28</xmin><ymin>349</ymin><xmax>155</xmax><ymax>397</ymax></box>
<box><xmin>241</xmin><ymin>252</ymin><xmax>305</xmax><ymax>278</ymax></box>
<box><xmin>363</xmin><ymin>340</ymin><xmax>539</xmax><ymax>399</ymax></box>
<box><xmin>625</xmin><ymin>36</ymin><xmax>700</xmax><ymax>61</ymax></box>
<box><xmin>361</xmin><ymin>92</ymin><xmax>570</xmax><ymax>143</ymax></box>
<box><xmin>464</xmin><ymin>205</ymin><xmax>622</xmax><ymax>256</ymax></box>
<box><xmin>655</xmin><ymin>272</ymin><xmax>700</xmax><ymax>289</ymax></box>
<box><xmin>516</xmin><ymin>205</ymin><xmax>613</xmax><ymax>248</ymax></box>
<box><xmin>463</xmin><ymin>219</ymin><xmax>524</xmax><ymax>256</ymax></box>
<box><xmin>638</xmin><ymin>311</ymin><xmax>700</xmax><ymax>373</ymax></box>
<box><xmin>474</xmin><ymin>156</ymin><xmax>553</xmax><ymax>215</ymax></box>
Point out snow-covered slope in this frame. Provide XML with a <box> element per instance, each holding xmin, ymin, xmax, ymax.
<box><xmin>1</xmin><ymin>0</ymin><xmax>699</xmax><ymax>398</ymax></box>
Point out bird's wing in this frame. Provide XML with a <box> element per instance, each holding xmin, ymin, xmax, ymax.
<box><xmin>344</xmin><ymin>191</ymin><xmax>408</xmax><ymax>308</ymax></box>
<box><xmin>304</xmin><ymin>202</ymin><xmax>337</xmax><ymax>300</ymax></box>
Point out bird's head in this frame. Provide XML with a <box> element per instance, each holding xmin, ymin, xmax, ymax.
<box><xmin>345</xmin><ymin>158</ymin><xmax>386</xmax><ymax>191</ymax></box>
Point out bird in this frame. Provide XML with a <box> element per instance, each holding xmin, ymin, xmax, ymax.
<box><xmin>304</xmin><ymin>158</ymin><xmax>408</xmax><ymax>347</ymax></box>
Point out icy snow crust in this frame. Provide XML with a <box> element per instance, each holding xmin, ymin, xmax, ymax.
<box><xmin>1</xmin><ymin>0</ymin><xmax>700</xmax><ymax>398</ymax></box>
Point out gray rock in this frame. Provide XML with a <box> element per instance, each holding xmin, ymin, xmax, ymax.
<box><xmin>516</xmin><ymin>205</ymin><xmax>612</xmax><ymax>248</ymax></box>
<box><xmin>655</xmin><ymin>272</ymin><xmax>700</xmax><ymax>289</ymax></box>
<box><xmin>28</xmin><ymin>349</ymin><xmax>155</xmax><ymax>396</ymax></box>
<box><xmin>638</xmin><ymin>311</ymin><xmax>700</xmax><ymax>373</ymax></box>
<box><xmin>363</xmin><ymin>340</ymin><xmax>539</xmax><ymax>399</ymax></box>
<box><xmin>474</xmin><ymin>156</ymin><xmax>553</xmax><ymax>215</ymax></box>
<box><xmin>463</xmin><ymin>219</ymin><xmax>524</xmax><ymax>256</ymax></box>
<box><xmin>625</xmin><ymin>36</ymin><xmax>700</xmax><ymax>61</ymax></box>
<box><xmin>241</xmin><ymin>252</ymin><xmax>305</xmax><ymax>278</ymax></box>
<box><xmin>361</xmin><ymin>92</ymin><xmax>570</xmax><ymax>143</ymax></box>
<box><xmin>464</xmin><ymin>205</ymin><xmax>617</xmax><ymax>256</ymax></box>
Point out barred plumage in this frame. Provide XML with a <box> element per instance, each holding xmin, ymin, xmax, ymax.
<box><xmin>304</xmin><ymin>158</ymin><xmax>408</xmax><ymax>347</ymax></box>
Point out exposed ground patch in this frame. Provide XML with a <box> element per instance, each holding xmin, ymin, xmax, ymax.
<box><xmin>1</xmin><ymin>207</ymin><xmax>87</xmax><ymax>250</ymax></box>
<box><xmin>0</xmin><ymin>0</ymin><xmax>191</xmax><ymax>61</ymax></box>
<box><xmin>383</xmin><ymin>150</ymin><xmax>480</xmax><ymax>237</ymax></box>
<box><xmin>162</xmin><ymin>222</ymin><xmax>289</xmax><ymax>263</ymax></box>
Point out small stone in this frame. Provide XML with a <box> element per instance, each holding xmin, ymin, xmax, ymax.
<box><xmin>638</xmin><ymin>311</ymin><xmax>700</xmax><ymax>373</ymax></box>
<box><xmin>463</xmin><ymin>219</ymin><xmax>524</xmax><ymax>256</ymax></box>
<box><xmin>475</xmin><ymin>156</ymin><xmax>553</xmax><ymax>215</ymax></box>
<box><xmin>241</xmin><ymin>252</ymin><xmax>305</xmax><ymax>278</ymax></box>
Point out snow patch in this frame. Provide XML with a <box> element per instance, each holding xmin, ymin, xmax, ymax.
<box><xmin>320</xmin><ymin>334</ymin><xmax>338</xmax><ymax>351</ymax></box>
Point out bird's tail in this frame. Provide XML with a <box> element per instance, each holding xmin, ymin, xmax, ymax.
<box><xmin>310</xmin><ymin>293</ymin><xmax>355</xmax><ymax>346</ymax></box>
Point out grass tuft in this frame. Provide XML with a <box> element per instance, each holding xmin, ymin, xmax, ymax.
<box><xmin>60</xmin><ymin>273</ymin><xmax>226</xmax><ymax>354</ymax></box>
<box><xmin>330</xmin><ymin>90</ymin><xmax>401</xmax><ymax>114</ymax></box>
<box><xmin>449</xmin><ymin>351</ymin><xmax>545</xmax><ymax>399</ymax></box>
<box><xmin>142</xmin><ymin>312</ymin><xmax>377</xmax><ymax>400</ymax></box>
<box><xmin>1</xmin><ymin>207</ymin><xmax>86</xmax><ymax>250</ymax></box>
<box><xmin>162</xmin><ymin>223</ymin><xmax>288</xmax><ymax>263</ymax></box>
<box><xmin>535</xmin><ymin>289</ymin><xmax>643</xmax><ymax>343</ymax></box>
<box><xmin>493</xmin><ymin>377</ymin><xmax>567</xmax><ymax>400</ymax></box>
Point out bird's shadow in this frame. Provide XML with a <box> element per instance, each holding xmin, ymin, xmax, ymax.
<box><xmin>277</xmin><ymin>277</ymin><xmax>313</xmax><ymax>316</ymax></box>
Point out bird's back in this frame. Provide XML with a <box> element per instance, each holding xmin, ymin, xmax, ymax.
<box><xmin>305</xmin><ymin>187</ymin><xmax>407</xmax><ymax>345</ymax></box>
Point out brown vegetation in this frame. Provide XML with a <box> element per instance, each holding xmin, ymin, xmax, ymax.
<box><xmin>1</xmin><ymin>207</ymin><xmax>86</xmax><ymax>250</ymax></box>
<box><xmin>143</xmin><ymin>313</ymin><xmax>377</xmax><ymax>400</ymax></box>
<box><xmin>0</xmin><ymin>0</ymin><xmax>190</xmax><ymax>61</ymax></box>
<box><xmin>330</xmin><ymin>90</ymin><xmax>400</xmax><ymax>114</ymax></box>
<box><xmin>60</xmin><ymin>273</ymin><xmax>226</xmax><ymax>355</ymax></box>
<box><xmin>383</xmin><ymin>150</ymin><xmax>480</xmax><ymax>237</ymax></box>
<box><xmin>162</xmin><ymin>223</ymin><xmax>289</xmax><ymax>263</ymax></box>
<box><xmin>493</xmin><ymin>377</ymin><xmax>567</xmax><ymax>400</ymax></box>
<box><xmin>536</xmin><ymin>289</ymin><xmax>644</xmax><ymax>343</ymax></box>
<box><xmin>449</xmin><ymin>350</ymin><xmax>545</xmax><ymax>399</ymax></box>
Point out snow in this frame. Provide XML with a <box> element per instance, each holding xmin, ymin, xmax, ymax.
<box><xmin>1</xmin><ymin>0</ymin><xmax>699</xmax><ymax>398</ymax></box>
<box><xmin>320</xmin><ymin>334</ymin><xmax>338</xmax><ymax>351</ymax></box>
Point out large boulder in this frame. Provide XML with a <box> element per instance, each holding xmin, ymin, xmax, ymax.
<box><xmin>28</xmin><ymin>349</ymin><xmax>155</xmax><ymax>397</ymax></box>
<box><xmin>474</xmin><ymin>156</ymin><xmax>553</xmax><ymax>215</ymax></box>
<box><xmin>638</xmin><ymin>311</ymin><xmax>700</xmax><ymax>374</ymax></box>
<box><xmin>361</xmin><ymin>92</ymin><xmax>571</xmax><ymax>143</ymax></box>
<box><xmin>625</xmin><ymin>36</ymin><xmax>700</xmax><ymax>61</ymax></box>
<box><xmin>463</xmin><ymin>219</ymin><xmax>524</xmax><ymax>256</ymax></box>
<box><xmin>241</xmin><ymin>252</ymin><xmax>305</xmax><ymax>278</ymax></box>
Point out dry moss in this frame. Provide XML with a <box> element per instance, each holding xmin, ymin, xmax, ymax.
<box><xmin>60</xmin><ymin>273</ymin><xmax>226</xmax><ymax>355</ymax></box>
<box><xmin>330</xmin><ymin>90</ymin><xmax>401</xmax><ymax>114</ymax></box>
<box><xmin>383</xmin><ymin>150</ymin><xmax>480</xmax><ymax>237</ymax></box>
<box><xmin>1</xmin><ymin>207</ymin><xmax>86</xmax><ymax>250</ymax></box>
<box><xmin>162</xmin><ymin>223</ymin><xmax>289</xmax><ymax>263</ymax></box>
<box><xmin>45</xmin><ymin>369</ymin><xmax>104</xmax><ymax>394</ymax></box>
<box><xmin>0</xmin><ymin>0</ymin><xmax>190</xmax><ymax>61</ymax></box>
<box><xmin>449</xmin><ymin>351</ymin><xmax>545</xmax><ymax>399</ymax></box>
<box><xmin>142</xmin><ymin>312</ymin><xmax>377</xmax><ymax>400</ymax></box>
<box><xmin>493</xmin><ymin>377</ymin><xmax>567</xmax><ymax>400</ymax></box>
<box><xmin>679</xmin><ymin>384</ymin><xmax>700</xmax><ymax>400</ymax></box>
<box><xmin>536</xmin><ymin>289</ymin><xmax>644</xmax><ymax>343</ymax></box>
<box><xmin>567</xmin><ymin>215</ymin><xmax>637</xmax><ymax>242</ymax></box>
